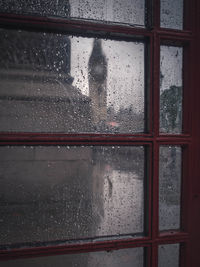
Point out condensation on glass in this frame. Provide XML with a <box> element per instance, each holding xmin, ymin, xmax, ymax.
<box><xmin>160</xmin><ymin>0</ymin><xmax>184</xmax><ymax>30</ymax></box>
<box><xmin>159</xmin><ymin>146</ymin><xmax>182</xmax><ymax>231</ymax></box>
<box><xmin>70</xmin><ymin>0</ymin><xmax>145</xmax><ymax>27</ymax></box>
<box><xmin>0</xmin><ymin>0</ymin><xmax>145</xmax><ymax>27</ymax></box>
<box><xmin>158</xmin><ymin>243</ymin><xmax>180</xmax><ymax>267</ymax></box>
<box><xmin>0</xmin><ymin>146</ymin><xmax>145</xmax><ymax>245</ymax></box>
<box><xmin>160</xmin><ymin>46</ymin><xmax>183</xmax><ymax>133</ymax></box>
<box><xmin>1</xmin><ymin>247</ymin><xmax>144</xmax><ymax>267</ymax></box>
<box><xmin>0</xmin><ymin>29</ymin><xmax>145</xmax><ymax>133</ymax></box>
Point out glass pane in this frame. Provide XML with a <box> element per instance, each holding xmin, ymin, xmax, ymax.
<box><xmin>160</xmin><ymin>46</ymin><xmax>183</xmax><ymax>133</ymax></box>
<box><xmin>70</xmin><ymin>0</ymin><xmax>145</xmax><ymax>26</ymax></box>
<box><xmin>0</xmin><ymin>0</ymin><xmax>145</xmax><ymax>27</ymax></box>
<box><xmin>0</xmin><ymin>29</ymin><xmax>145</xmax><ymax>133</ymax></box>
<box><xmin>159</xmin><ymin>146</ymin><xmax>182</xmax><ymax>231</ymax></box>
<box><xmin>0</xmin><ymin>146</ymin><xmax>145</xmax><ymax>245</ymax></box>
<box><xmin>158</xmin><ymin>244</ymin><xmax>180</xmax><ymax>267</ymax></box>
<box><xmin>160</xmin><ymin>0</ymin><xmax>183</xmax><ymax>30</ymax></box>
<box><xmin>1</xmin><ymin>247</ymin><xmax>144</xmax><ymax>267</ymax></box>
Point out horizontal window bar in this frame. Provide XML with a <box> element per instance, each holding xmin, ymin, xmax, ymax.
<box><xmin>0</xmin><ymin>14</ymin><xmax>153</xmax><ymax>37</ymax></box>
<box><xmin>0</xmin><ymin>133</ymin><xmax>191</xmax><ymax>143</ymax></box>
<box><xmin>0</xmin><ymin>246</ymin><xmax>146</xmax><ymax>267</ymax></box>
<box><xmin>0</xmin><ymin>234</ymin><xmax>189</xmax><ymax>261</ymax></box>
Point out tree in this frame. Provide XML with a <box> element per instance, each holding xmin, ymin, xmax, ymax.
<box><xmin>160</xmin><ymin>85</ymin><xmax>182</xmax><ymax>132</ymax></box>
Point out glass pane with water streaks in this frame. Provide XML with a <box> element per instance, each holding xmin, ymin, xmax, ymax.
<box><xmin>0</xmin><ymin>146</ymin><xmax>145</xmax><ymax>245</ymax></box>
<box><xmin>0</xmin><ymin>29</ymin><xmax>145</xmax><ymax>133</ymax></box>
<box><xmin>160</xmin><ymin>46</ymin><xmax>183</xmax><ymax>133</ymax></box>
<box><xmin>160</xmin><ymin>0</ymin><xmax>184</xmax><ymax>30</ymax></box>
<box><xmin>0</xmin><ymin>0</ymin><xmax>145</xmax><ymax>27</ymax></box>
<box><xmin>1</xmin><ymin>247</ymin><xmax>144</xmax><ymax>267</ymax></box>
<box><xmin>158</xmin><ymin>243</ymin><xmax>180</xmax><ymax>267</ymax></box>
<box><xmin>159</xmin><ymin>146</ymin><xmax>182</xmax><ymax>231</ymax></box>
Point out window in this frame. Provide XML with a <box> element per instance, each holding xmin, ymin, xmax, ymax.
<box><xmin>0</xmin><ymin>1</ymin><xmax>199</xmax><ymax>266</ymax></box>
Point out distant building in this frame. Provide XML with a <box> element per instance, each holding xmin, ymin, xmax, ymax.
<box><xmin>88</xmin><ymin>39</ymin><xmax>108</xmax><ymax>127</ymax></box>
<box><xmin>0</xmin><ymin>29</ymin><xmax>93</xmax><ymax>132</ymax></box>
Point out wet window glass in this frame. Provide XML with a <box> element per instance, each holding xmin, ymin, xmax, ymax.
<box><xmin>158</xmin><ymin>243</ymin><xmax>180</xmax><ymax>267</ymax></box>
<box><xmin>160</xmin><ymin>46</ymin><xmax>183</xmax><ymax>133</ymax></box>
<box><xmin>159</xmin><ymin>146</ymin><xmax>182</xmax><ymax>231</ymax></box>
<box><xmin>1</xmin><ymin>247</ymin><xmax>144</xmax><ymax>267</ymax></box>
<box><xmin>160</xmin><ymin>0</ymin><xmax>184</xmax><ymax>30</ymax></box>
<box><xmin>0</xmin><ymin>29</ymin><xmax>145</xmax><ymax>134</ymax></box>
<box><xmin>0</xmin><ymin>146</ymin><xmax>145</xmax><ymax>245</ymax></box>
<box><xmin>0</xmin><ymin>0</ymin><xmax>145</xmax><ymax>27</ymax></box>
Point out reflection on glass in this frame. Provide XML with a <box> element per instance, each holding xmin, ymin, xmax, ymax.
<box><xmin>158</xmin><ymin>244</ymin><xmax>180</xmax><ymax>267</ymax></box>
<box><xmin>0</xmin><ymin>29</ymin><xmax>145</xmax><ymax>133</ymax></box>
<box><xmin>159</xmin><ymin>146</ymin><xmax>182</xmax><ymax>231</ymax></box>
<box><xmin>0</xmin><ymin>0</ymin><xmax>145</xmax><ymax>27</ymax></box>
<box><xmin>160</xmin><ymin>46</ymin><xmax>183</xmax><ymax>133</ymax></box>
<box><xmin>0</xmin><ymin>146</ymin><xmax>145</xmax><ymax>244</ymax></box>
<box><xmin>1</xmin><ymin>247</ymin><xmax>144</xmax><ymax>267</ymax></box>
<box><xmin>160</xmin><ymin>0</ymin><xmax>183</xmax><ymax>30</ymax></box>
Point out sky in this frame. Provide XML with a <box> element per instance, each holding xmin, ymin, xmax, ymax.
<box><xmin>69</xmin><ymin>0</ymin><xmax>145</xmax><ymax>26</ymax></box>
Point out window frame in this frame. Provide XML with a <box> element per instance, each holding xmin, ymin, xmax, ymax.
<box><xmin>0</xmin><ymin>0</ymin><xmax>199</xmax><ymax>266</ymax></box>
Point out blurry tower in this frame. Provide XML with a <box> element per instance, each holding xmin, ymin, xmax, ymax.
<box><xmin>88</xmin><ymin>39</ymin><xmax>107</xmax><ymax>126</ymax></box>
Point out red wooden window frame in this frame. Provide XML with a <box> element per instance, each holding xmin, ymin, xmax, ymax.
<box><xmin>0</xmin><ymin>0</ymin><xmax>199</xmax><ymax>266</ymax></box>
